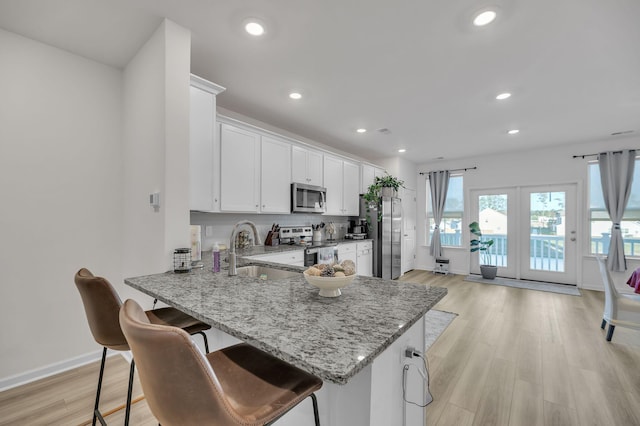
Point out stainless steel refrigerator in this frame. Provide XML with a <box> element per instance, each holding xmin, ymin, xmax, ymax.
<box><xmin>360</xmin><ymin>195</ymin><xmax>402</xmax><ymax>279</ymax></box>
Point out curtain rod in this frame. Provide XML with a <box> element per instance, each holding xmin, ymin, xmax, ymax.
<box><xmin>573</xmin><ymin>149</ymin><xmax>639</xmax><ymax>159</ymax></box>
<box><xmin>419</xmin><ymin>166</ymin><xmax>477</xmax><ymax>175</ymax></box>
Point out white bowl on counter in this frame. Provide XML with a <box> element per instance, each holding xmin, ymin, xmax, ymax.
<box><xmin>303</xmin><ymin>271</ymin><xmax>355</xmax><ymax>297</ymax></box>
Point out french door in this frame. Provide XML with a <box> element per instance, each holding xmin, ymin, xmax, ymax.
<box><xmin>470</xmin><ymin>184</ymin><xmax>577</xmax><ymax>285</ymax></box>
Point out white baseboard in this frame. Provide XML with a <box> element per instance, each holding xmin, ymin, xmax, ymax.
<box><xmin>0</xmin><ymin>350</ymin><xmax>129</xmax><ymax>392</ymax></box>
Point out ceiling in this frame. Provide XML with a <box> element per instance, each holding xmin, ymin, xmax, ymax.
<box><xmin>1</xmin><ymin>0</ymin><xmax>639</xmax><ymax>164</ymax></box>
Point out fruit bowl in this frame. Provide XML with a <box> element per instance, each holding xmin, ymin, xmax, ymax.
<box><xmin>303</xmin><ymin>271</ymin><xmax>355</xmax><ymax>297</ymax></box>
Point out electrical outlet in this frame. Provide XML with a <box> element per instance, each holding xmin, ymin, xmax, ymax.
<box><xmin>205</xmin><ymin>226</ymin><xmax>214</xmax><ymax>237</ymax></box>
<box><xmin>405</xmin><ymin>346</ymin><xmax>416</xmax><ymax>358</ymax></box>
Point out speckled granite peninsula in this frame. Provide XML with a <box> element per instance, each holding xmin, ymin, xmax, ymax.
<box><xmin>125</xmin><ymin>254</ymin><xmax>447</xmax><ymax>425</ymax></box>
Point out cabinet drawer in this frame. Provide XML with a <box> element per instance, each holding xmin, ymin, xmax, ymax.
<box><xmin>247</xmin><ymin>251</ymin><xmax>304</xmax><ymax>266</ymax></box>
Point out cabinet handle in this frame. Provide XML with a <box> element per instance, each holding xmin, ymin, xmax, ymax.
<box><xmin>256</xmin><ymin>204</ymin><xmax>259</xmax><ymax>208</ymax></box>
<box><xmin>262</xmin><ymin>204</ymin><xmax>265</xmax><ymax>208</ymax></box>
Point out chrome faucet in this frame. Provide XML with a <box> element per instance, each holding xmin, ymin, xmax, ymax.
<box><xmin>228</xmin><ymin>220</ymin><xmax>260</xmax><ymax>276</ymax></box>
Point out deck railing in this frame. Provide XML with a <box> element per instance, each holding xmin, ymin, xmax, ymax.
<box><xmin>440</xmin><ymin>232</ymin><xmax>640</xmax><ymax>264</ymax></box>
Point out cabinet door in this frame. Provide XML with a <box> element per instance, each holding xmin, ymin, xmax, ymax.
<box><xmin>307</xmin><ymin>150</ymin><xmax>323</xmax><ymax>186</ymax></box>
<box><xmin>291</xmin><ymin>146</ymin><xmax>308</xmax><ymax>184</ymax></box>
<box><xmin>190</xmin><ymin>86</ymin><xmax>217</xmax><ymax>211</ymax></box>
<box><xmin>374</xmin><ymin>167</ymin><xmax>386</xmax><ymax>180</ymax></box>
<box><xmin>343</xmin><ymin>160</ymin><xmax>361</xmax><ymax>215</ymax></box>
<box><xmin>261</xmin><ymin>136</ymin><xmax>291</xmax><ymax>213</ymax></box>
<box><xmin>323</xmin><ymin>155</ymin><xmax>344</xmax><ymax>215</ymax></box>
<box><xmin>220</xmin><ymin>123</ymin><xmax>260</xmax><ymax>212</ymax></box>
<box><xmin>361</xmin><ymin>164</ymin><xmax>375</xmax><ymax>194</ymax></box>
<box><xmin>292</xmin><ymin>146</ymin><xmax>323</xmax><ymax>186</ymax></box>
<box><xmin>356</xmin><ymin>241</ymin><xmax>373</xmax><ymax>277</ymax></box>
<box><xmin>338</xmin><ymin>243</ymin><xmax>358</xmax><ymax>264</ymax></box>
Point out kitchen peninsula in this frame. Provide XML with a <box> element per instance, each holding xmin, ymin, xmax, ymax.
<box><xmin>125</xmin><ymin>259</ymin><xmax>447</xmax><ymax>425</ymax></box>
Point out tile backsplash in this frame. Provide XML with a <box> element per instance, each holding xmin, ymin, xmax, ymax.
<box><xmin>191</xmin><ymin>211</ymin><xmax>356</xmax><ymax>251</ymax></box>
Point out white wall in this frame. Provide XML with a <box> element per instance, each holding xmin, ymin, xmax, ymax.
<box><xmin>0</xmin><ymin>18</ymin><xmax>192</xmax><ymax>387</ymax></box>
<box><xmin>0</xmin><ymin>29</ymin><xmax>123</xmax><ymax>381</ymax></box>
<box><xmin>374</xmin><ymin>157</ymin><xmax>418</xmax><ymax>191</ymax></box>
<box><xmin>417</xmin><ymin>135</ymin><xmax>640</xmax><ymax>290</ymax></box>
<box><xmin>121</xmin><ymin>19</ymin><xmax>191</xmax><ymax>297</ymax></box>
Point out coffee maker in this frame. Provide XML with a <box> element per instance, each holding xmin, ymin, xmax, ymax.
<box><xmin>346</xmin><ymin>219</ymin><xmax>368</xmax><ymax>239</ymax></box>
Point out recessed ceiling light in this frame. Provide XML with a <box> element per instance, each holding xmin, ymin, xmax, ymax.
<box><xmin>356</xmin><ymin>128</ymin><xmax>367</xmax><ymax>133</ymax></box>
<box><xmin>289</xmin><ymin>92</ymin><xmax>302</xmax><ymax>100</ymax></box>
<box><xmin>245</xmin><ymin>21</ymin><xmax>265</xmax><ymax>36</ymax></box>
<box><xmin>507</xmin><ymin>129</ymin><xmax>520</xmax><ymax>135</ymax></box>
<box><xmin>473</xmin><ymin>10</ymin><xmax>497</xmax><ymax>26</ymax></box>
<box><xmin>496</xmin><ymin>92</ymin><xmax>511</xmax><ymax>100</ymax></box>
<box><xmin>398</xmin><ymin>149</ymin><xmax>406</xmax><ymax>153</ymax></box>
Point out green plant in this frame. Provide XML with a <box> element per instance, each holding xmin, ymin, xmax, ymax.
<box><xmin>363</xmin><ymin>174</ymin><xmax>405</xmax><ymax>223</ymax></box>
<box><xmin>469</xmin><ymin>221</ymin><xmax>495</xmax><ymax>265</ymax></box>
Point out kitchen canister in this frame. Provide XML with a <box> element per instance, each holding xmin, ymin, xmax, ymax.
<box><xmin>173</xmin><ymin>248</ymin><xmax>192</xmax><ymax>273</ymax></box>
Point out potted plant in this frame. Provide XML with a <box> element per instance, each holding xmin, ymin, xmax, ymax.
<box><xmin>469</xmin><ymin>221</ymin><xmax>497</xmax><ymax>279</ymax></box>
<box><xmin>363</xmin><ymin>174</ymin><xmax>405</xmax><ymax>223</ymax></box>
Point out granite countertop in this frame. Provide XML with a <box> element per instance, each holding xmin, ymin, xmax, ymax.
<box><xmin>125</xmin><ymin>255</ymin><xmax>446</xmax><ymax>385</ymax></box>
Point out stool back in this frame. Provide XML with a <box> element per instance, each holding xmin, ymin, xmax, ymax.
<box><xmin>74</xmin><ymin>268</ymin><xmax>129</xmax><ymax>351</ymax></box>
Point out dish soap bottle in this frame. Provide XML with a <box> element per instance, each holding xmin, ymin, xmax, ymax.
<box><xmin>212</xmin><ymin>243</ymin><xmax>220</xmax><ymax>273</ymax></box>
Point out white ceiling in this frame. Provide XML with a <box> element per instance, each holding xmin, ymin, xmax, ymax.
<box><xmin>2</xmin><ymin>0</ymin><xmax>639</xmax><ymax>164</ymax></box>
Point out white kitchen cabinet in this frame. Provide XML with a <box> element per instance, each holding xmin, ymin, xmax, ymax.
<box><xmin>261</xmin><ymin>136</ymin><xmax>291</xmax><ymax>213</ymax></box>
<box><xmin>189</xmin><ymin>75</ymin><xmax>225</xmax><ymax>212</ymax></box>
<box><xmin>247</xmin><ymin>250</ymin><xmax>304</xmax><ymax>267</ymax></box>
<box><xmin>292</xmin><ymin>146</ymin><xmax>323</xmax><ymax>186</ymax></box>
<box><xmin>220</xmin><ymin>123</ymin><xmax>260</xmax><ymax>212</ymax></box>
<box><xmin>360</xmin><ymin>163</ymin><xmax>387</xmax><ymax>194</ymax></box>
<box><xmin>356</xmin><ymin>241</ymin><xmax>373</xmax><ymax>277</ymax></box>
<box><xmin>337</xmin><ymin>242</ymin><xmax>358</xmax><ymax>265</ymax></box>
<box><xmin>323</xmin><ymin>155</ymin><xmax>361</xmax><ymax>216</ymax></box>
<box><xmin>343</xmin><ymin>160</ymin><xmax>360</xmax><ymax>215</ymax></box>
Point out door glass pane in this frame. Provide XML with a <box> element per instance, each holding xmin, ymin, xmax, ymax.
<box><xmin>478</xmin><ymin>194</ymin><xmax>508</xmax><ymax>267</ymax></box>
<box><xmin>530</xmin><ymin>192</ymin><xmax>565</xmax><ymax>272</ymax></box>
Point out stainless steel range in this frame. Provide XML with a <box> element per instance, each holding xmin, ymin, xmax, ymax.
<box><xmin>279</xmin><ymin>226</ymin><xmax>338</xmax><ymax>266</ymax></box>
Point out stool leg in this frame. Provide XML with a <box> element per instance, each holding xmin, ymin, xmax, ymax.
<box><xmin>311</xmin><ymin>393</ymin><xmax>320</xmax><ymax>426</ymax></box>
<box><xmin>601</xmin><ymin>319</ymin><xmax>606</xmax><ymax>329</ymax></box>
<box><xmin>606</xmin><ymin>324</ymin><xmax>616</xmax><ymax>342</ymax></box>
<box><xmin>93</xmin><ymin>347</ymin><xmax>107</xmax><ymax>426</ymax></box>
<box><xmin>195</xmin><ymin>331</ymin><xmax>209</xmax><ymax>353</ymax></box>
<box><xmin>124</xmin><ymin>359</ymin><xmax>135</xmax><ymax>426</ymax></box>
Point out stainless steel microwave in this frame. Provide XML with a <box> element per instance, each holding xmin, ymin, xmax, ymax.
<box><xmin>291</xmin><ymin>183</ymin><xmax>326</xmax><ymax>213</ymax></box>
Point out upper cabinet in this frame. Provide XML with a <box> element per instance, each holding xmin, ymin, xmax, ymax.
<box><xmin>360</xmin><ymin>163</ymin><xmax>386</xmax><ymax>194</ymax></box>
<box><xmin>189</xmin><ymin>75</ymin><xmax>225</xmax><ymax>212</ymax></box>
<box><xmin>220</xmin><ymin>123</ymin><xmax>261</xmax><ymax>212</ymax></box>
<box><xmin>292</xmin><ymin>145</ymin><xmax>323</xmax><ymax>186</ymax></box>
<box><xmin>324</xmin><ymin>155</ymin><xmax>360</xmax><ymax>216</ymax></box>
<box><xmin>261</xmin><ymin>136</ymin><xmax>291</xmax><ymax>213</ymax></box>
<box><xmin>218</xmin><ymin>120</ymin><xmax>292</xmax><ymax>214</ymax></box>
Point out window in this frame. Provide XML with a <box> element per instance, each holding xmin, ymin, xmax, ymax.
<box><xmin>426</xmin><ymin>175</ymin><xmax>463</xmax><ymax>247</ymax></box>
<box><xmin>589</xmin><ymin>161</ymin><xmax>640</xmax><ymax>256</ymax></box>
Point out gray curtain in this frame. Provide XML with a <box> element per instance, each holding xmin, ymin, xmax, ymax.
<box><xmin>428</xmin><ymin>170</ymin><xmax>450</xmax><ymax>258</ymax></box>
<box><xmin>599</xmin><ymin>150</ymin><xmax>636</xmax><ymax>271</ymax></box>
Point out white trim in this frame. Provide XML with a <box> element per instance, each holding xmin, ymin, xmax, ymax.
<box><xmin>0</xmin><ymin>350</ymin><xmax>130</xmax><ymax>392</ymax></box>
<box><xmin>190</xmin><ymin>74</ymin><xmax>226</xmax><ymax>95</ymax></box>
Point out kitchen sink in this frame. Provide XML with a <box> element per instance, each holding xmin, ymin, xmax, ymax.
<box><xmin>236</xmin><ymin>265</ymin><xmax>300</xmax><ymax>280</ymax></box>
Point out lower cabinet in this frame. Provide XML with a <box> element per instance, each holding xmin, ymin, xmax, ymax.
<box><xmin>356</xmin><ymin>241</ymin><xmax>373</xmax><ymax>277</ymax></box>
<box><xmin>337</xmin><ymin>242</ymin><xmax>357</xmax><ymax>265</ymax></box>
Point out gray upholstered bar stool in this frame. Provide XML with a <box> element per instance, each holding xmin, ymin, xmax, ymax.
<box><xmin>119</xmin><ymin>298</ymin><xmax>323</xmax><ymax>426</ymax></box>
<box><xmin>74</xmin><ymin>268</ymin><xmax>211</xmax><ymax>426</ymax></box>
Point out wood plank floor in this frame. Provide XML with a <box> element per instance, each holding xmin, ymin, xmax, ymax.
<box><xmin>2</xmin><ymin>272</ymin><xmax>640</xmax><ymax>425</ymax></box>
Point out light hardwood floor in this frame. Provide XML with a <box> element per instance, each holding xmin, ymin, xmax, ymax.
<box><xmin>2</xmin><ymin>272</ymin><xmax>640</xmax><ymax>425</ymax></box>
